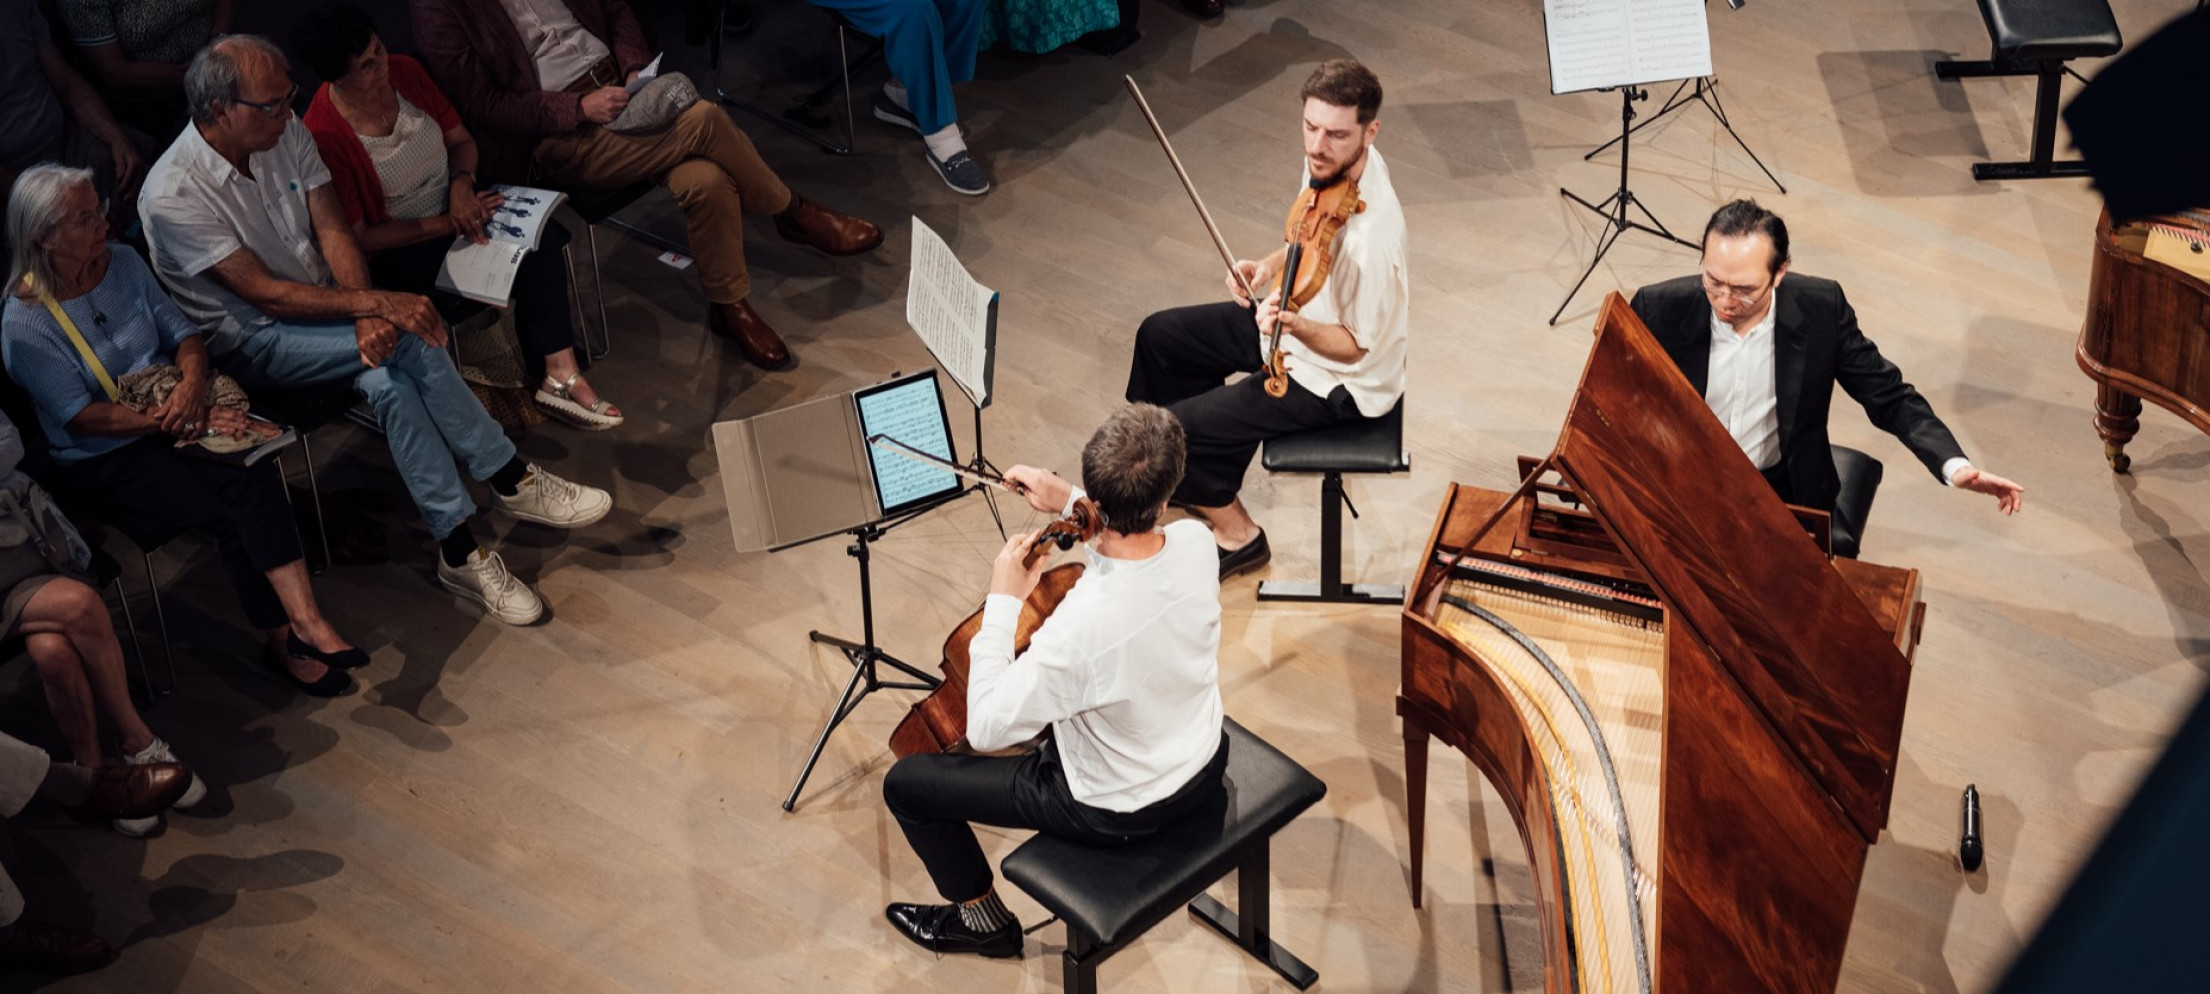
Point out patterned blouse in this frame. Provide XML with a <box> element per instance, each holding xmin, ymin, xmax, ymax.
<box><xmin>57</xmin><ymin>0</ymin><xmax>216</xmax><ymax>65</ymax></box>
<box><xmin>360</xmin><ymin>96</ymin><xmax>451</xmax><ymax>221</ymax></box>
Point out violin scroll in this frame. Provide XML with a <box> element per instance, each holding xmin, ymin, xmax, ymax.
<box><xmin>1021</xmin><ymin>497</ymin><xmax>1105</xmax><ymax>568</ymax></box>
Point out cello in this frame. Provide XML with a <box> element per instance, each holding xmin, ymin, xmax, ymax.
<box><xmin>887</xmin><ymin>499</ymin><xmax>1104</xmax><ymax>756</ymax></box>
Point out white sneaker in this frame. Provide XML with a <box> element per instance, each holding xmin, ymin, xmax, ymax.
<box><xmin>438</xmin><ymin>548</ymin><xmax>545</xmax><ymax>626</ymax></box>
<box><xmin>493</xmin><ymin>465</ymin><xmax>612</xmax><ymax>528</ymax></box>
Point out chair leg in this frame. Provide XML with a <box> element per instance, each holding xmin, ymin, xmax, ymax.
<box><xmin>1188</xmin><ymin>845</ymin><xmax>1320</xmax><ymax>990</ymax></box>
<box><xmin>298</xmin><ymin>433</ymin><xmax>332</xmax><ymax>574</ymax></box>
<box><xmin>587</xmin><ymin>225</ymin><xmax>613</xmax><ymax>360</ymax></box>
<box><xmin>1257</xmin><ymin>472</ymin><xmax>1406</xmax><ymax>604</ymax></box>
<box><xmin>140</xmin><ymin>551</ymin><xmax>177</xmax><ymax>695</ymax></box>
<box><xmin>567</xmin><ymin>243</ymin><xmax>605</xmax><ymax>361</ymax></box>
<box><xmin>1062</xmin><ymin>929</ymin><xmax>1100</xmax><ymax>994</ymax></box>
<box><xmin>837</xmin><ymin>25</ymin><xmax>855</xmax><ymax>155</ymax></box>
<box><xmin>109</xmin><ymin>577</ymin><xmax>157</xmax><ymax>706</ymax></box>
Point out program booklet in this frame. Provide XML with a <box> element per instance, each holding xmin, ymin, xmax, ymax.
<box><xmin>434</xmin><ymin>184</ymin><xmax>570</xmax><ymax>307</ymax></box>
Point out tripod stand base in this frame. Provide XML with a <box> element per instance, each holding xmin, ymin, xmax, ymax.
<box><xmin>781</xmin><ymin>631</ymin><xmax>939</xmax><ymax>813</ymax></box>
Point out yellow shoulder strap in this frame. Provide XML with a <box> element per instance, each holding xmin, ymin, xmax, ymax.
<box><xmin>36</xmin><ymin>292</ymin><xmax>121</xmax><ymax>404</ymax></box>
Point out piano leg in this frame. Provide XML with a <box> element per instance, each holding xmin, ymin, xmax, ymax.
<box><xmin>1404</xmin><ymin>715</ymin><xmax>1430</xmax><ymax>909</ymax></box>
<box><xmin>2093</xmin><ymin>380</ymin><xmax>2143</xmax><ymax>474</ymax></box>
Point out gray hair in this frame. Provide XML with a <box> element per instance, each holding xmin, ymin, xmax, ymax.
<box><xmin>5</xmin><ymin>164</ymin><xmax>96</xmax><ymax>299</ymax></box>
<box><xmin>184</xmin><ymin>34</ymin><xmax>291</xmax><ymax>125</ymax></box>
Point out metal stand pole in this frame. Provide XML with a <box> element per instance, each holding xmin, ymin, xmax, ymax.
<box><xmin>1551</xmin><ymin>87</ymin><xmax>1699</xmax><ymax>326</ymax></box>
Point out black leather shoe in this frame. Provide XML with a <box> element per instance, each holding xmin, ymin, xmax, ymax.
<box><xmin>265</xmin><ymin>652</ymin><xmax>354</xmax><ymax>698</ymax></box>
<box><xmin>1218</xmin><ymin>529</ymin><xmax>1271</xmax><ymax>581</ymax></box>
<box><xmin>885</xmin><ymin>902</ymin><xmax>1021</xmax><ymax>959</ymax></box>
<box><xmin>287</xmin><ymin>631</ymin><xmax>370</xmax><ymax>670</ymax></box>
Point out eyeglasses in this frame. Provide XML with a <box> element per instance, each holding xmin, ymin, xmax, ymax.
<box><xmin>1700</xmin><ymin>272</ymin><xmax>1771</xmax><ymax>304</ymax></box>
<box><xmin>233</xmin><ymin>85</ymin><xmax>299</xmax><ymax>119</ymax></box>
<box><xmin>60</xmin><ymin>199</ymin><xmax>109</xmax><ymax>230</ymax></box>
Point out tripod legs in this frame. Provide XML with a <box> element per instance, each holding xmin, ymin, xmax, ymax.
<box><xmin>1551</xmin><ymin>87</ymin><xmax>1701</xmax><ymax>326</ymax></box>
<box><xmin>1581</xmin><ymin>78</ymin><xmax>1787</xmax><ymax>194</ymax></box>
<box><xmin>782</xmin><ymin>632</ymin><xmax>939</xmax><ymax>812</ymax></box>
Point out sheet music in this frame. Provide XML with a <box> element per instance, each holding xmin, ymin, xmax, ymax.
<box><xmin>1544</xmin><ymin>0</ymin><xmax>1712</xmax><ymax>95</ymax></box>
<box><xmin>906</xmin><ymin>218</ymin><xmax>998</xmax><ymax>407</ymax></box>
<box><xmin>856</xmin><ymin>377</ymin><xmax>959</xmax><ymax>512</ymax></box>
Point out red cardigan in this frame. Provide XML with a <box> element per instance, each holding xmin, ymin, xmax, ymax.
<box><xmin>302</xmin><ymin>55</ymin><xmax>466</xmax><ymax>229</ymax></box>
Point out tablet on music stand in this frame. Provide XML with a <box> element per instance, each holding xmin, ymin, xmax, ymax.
<box><xmin>854</xmin><ymin>370</ymin><xmax>965</xmax><ymax>517</ymax></box>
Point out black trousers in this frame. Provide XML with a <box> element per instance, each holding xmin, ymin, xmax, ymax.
<box><xmin>370</xmin><ymin>222</ymin><xmax>578</xmax><ymax>383</ymax></box>
<box><xmin>1126</xmin><ymin>301</ymin><xmax>1365</xmax><ymax>507</ymax></box>
<box><xmin>58</xmin><ymin>438</ymin><xmax>304</xmax><ymax>629</ymax></box>
<box><xmin>1760</xmin><ymin>462</ymin><xmax>1861</xmax><ymax>559</ymax></box>
<box><xmin>884</xmin><ymin>732</ymin><xmax>1230</xmax><ymax>903</ymax></box>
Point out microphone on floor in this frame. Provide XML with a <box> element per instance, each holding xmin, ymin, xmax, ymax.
<box><xmin>1960</xmin><ymin>783</ymin><xmax>1984</xmax><ymax>872</ymax></box>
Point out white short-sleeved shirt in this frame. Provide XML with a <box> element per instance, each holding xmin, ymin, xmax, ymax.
<box><xmin>1283</xmin><ymin>146</ymin><xmax>1409</xmax><ymax>417</ymax></box>
<box><xmin>138</xmin><ymin>118</ymin><xmax>334</xmax><ymax>353</ymax></box>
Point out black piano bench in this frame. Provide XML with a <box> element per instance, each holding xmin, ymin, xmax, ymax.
<box><xmin>1829</xmin><ymin>444</ymin><xmax>1885</xmax><ymax>560</ymax></box>
<box><xmin>1001</xmin><ymin>718</ymin><xmax>1327</xmax><ymax>994</ymax></box>
<box><xmin>1934</xmin><ymin>0</ymin><xmax>2122</xmax><ymax>181</ymax></box>
<box><xmin>1254</xmin><ymin>400</ymin><xmax>1410</xmax><ymax>604</ymax></box>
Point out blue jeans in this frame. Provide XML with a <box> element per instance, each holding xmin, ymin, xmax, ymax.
<box><xmin>219</xmin><ymin>320</ymin><xmax>516</xmax><ymax>540</ymax></box>
<box><xmin>814</xmin><ymin>0</ymin><xmax>985</xmax><ymax>135</ymax></box>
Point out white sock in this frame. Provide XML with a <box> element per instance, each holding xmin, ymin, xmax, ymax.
<box><xmin>924</xmin><ymin>123</ymin><xmax>967</xmax><ymax>162</ymax></box>
<box><xmin>883</xmin><ymin>79</ymin><xmax>909</xmax><ymax>110</ymax></box>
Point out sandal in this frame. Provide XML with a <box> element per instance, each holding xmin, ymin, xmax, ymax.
<box><xmin>533</xmin><ymin>374</ymin><xmax>624</xmax><ymax>431</ymax></box>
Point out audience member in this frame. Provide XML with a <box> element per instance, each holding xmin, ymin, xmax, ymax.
<box><xmin>5</xmin><ymin>164</ymin><xmax>372</xmax><ymax>696</ymax></box>
<box><xmin>983</xmin><ymin>0</ymin><xmax>1133</xmax><ymax>56</ymax></box>
<box><xmin>1</xmin><ymin>0</ymin><xmax>149</xmax><ymax>214</ymax></box>
<box><xmin>0</xmin><ymin>727</ymin><xmax>192</xmax><ymax>975</ymax></box>
<box><xmin>138</xmin><ymin>37</ymin><xmax>615</xmax><ymax>627</ymax></box>
<box><xmin>291</xmin><ymin>5</ymin><xmax>619</xmax><ymax>431</ymax></box>
<box><xmin>410</xmin><ymin>0</ymin><xmax>885</xmax><ymax>371</ymax></box>
<box><xmin>811</xmin><ymin>0</ymin><xmax>989</xmax><ymax>195</ymax></box>
<box><xmin>53</xmin><ymin>0</ymin><xmax>232</xmax><ymax>137</ymax></box>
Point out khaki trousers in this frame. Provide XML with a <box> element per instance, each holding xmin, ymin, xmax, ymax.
<box><xmin>531</xmin><ymin>103</ymin><xmax>794</xmax><ymax>305</ymax></box>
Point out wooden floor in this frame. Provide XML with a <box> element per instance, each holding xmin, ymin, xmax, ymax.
<box><xmin>7</xmin><ymin>1</ymin><xmax>2205</xmax><ymax>990</ymax></box>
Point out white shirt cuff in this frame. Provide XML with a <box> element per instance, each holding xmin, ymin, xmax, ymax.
<box><xmin>1062</xmin><ymin>485</ymin><xmax>1086</xmax><ymax>518</ymax></box>
<box><xmin>1941</xmin><ymin>457</ymin><xmax>1972</xmax><ymax>486</ymax></box>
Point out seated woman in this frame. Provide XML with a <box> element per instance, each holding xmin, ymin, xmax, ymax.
<box><xmin>290</xmin><ymin>5</ymin><xmax>620</xmax><ymax>431</ymax></box>
<box><xmin>2</xmin><ymin>164</ymin><xmax>366</xmax><ymax>698</ymax></box>
<box><xmin>0</xmin><ymin>408</ymin><xmax>203</xmax><ymax>836</ymax></box>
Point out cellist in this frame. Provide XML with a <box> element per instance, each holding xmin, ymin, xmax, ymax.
<box><xmin>881</xmin><ymin>404</ymin><xmax>1228</xmax><ymax>960</ymax></box>
<box><xmin>1127</xmin><ymin>58</ymin><xmax>1408</xmax><ymax>581</ymax></box>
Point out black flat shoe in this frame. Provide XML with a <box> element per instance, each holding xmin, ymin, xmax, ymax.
<box><xmin>265</xmin><ymin>653</ymin><xmax>354</xmax><ymax>697</ymax></box>
<box><xmin>1218</xmin><ymin>529</ymin><xmax>1271</xmax><ymax>581</ymax></box>
<box><xmin>885</xmin><ymin>902</ymin><xmax>1021</xmax><ymax>959</ymax></box>
<box><xmin>287</xmin><ymin>631</ymin><xmax>370</xmax><ymax>670</ymax></box>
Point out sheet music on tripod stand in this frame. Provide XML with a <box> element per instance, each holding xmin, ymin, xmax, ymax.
<box><xmin>1543</xmin><ymin>0</ymin><xmax>1713</xmax><ymax>94</ymax></box>
<box><xmin>907</xmin><ymin>217</ymin><xmax>998</xmax><ymax>409</ymax></box>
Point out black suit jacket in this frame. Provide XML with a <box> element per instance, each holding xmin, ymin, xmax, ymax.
<box><xmin>1627</xmin><ymin>275</ymin><xmax>1966</xmax><ymax>514</ymax></box>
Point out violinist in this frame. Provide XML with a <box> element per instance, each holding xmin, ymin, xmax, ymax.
<box><xmin>1127</xmin><ymin>58</ymin><xmax>1407</xmax><ymax>581</ymax></box>
<box><xmin>881</xmin><ymin>404</ymin><xmax>1228</xmax><ymax>960</ymax></box>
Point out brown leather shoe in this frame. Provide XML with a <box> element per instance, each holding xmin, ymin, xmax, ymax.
<box><xmin>63</xmin><ymin>762</ymin><xmax>192</xmax><ymax>822</ymax></box>
<box><xmin>0</xmin><ymin>922</ymin><xmax>115</xmax><ymax>976</ymax></box>
<box><xmin>710</xmin><ymin>300</ymin><xmax>797</xmax><ymax>371</ymax></box>
<box><xmin>773</xmin><ymin>197</ymin><xmax>883</xmax><ymax>257</ymax></box>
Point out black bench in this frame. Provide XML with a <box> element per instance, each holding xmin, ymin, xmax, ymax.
<box><xmin>1935</xmin><ymin>0</ymin><xmax>2123</xmax><ymax>180</ymax></box>
<box><xmin>1254</xmin><ymin>400</ymin><xmax>1409</xmax><ymax>604</ymax></box>
<box><xmin>1828</xmin><ymin>444</ymin><xmax>1884</xmax><ymax>560</ymax></box>
<box><xmin>1001</xmin><ymin>718</ymin><xmax>1327</xmax><ymax>993</ymax></box>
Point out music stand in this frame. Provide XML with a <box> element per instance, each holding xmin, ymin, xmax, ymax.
<box><xmin>907</xmin><ymin>217</ymin><xmax>1008</xmax><ymax>536</ymax></box>
<box><xmin>1581</xmin><ymin>77</ymin><xmax>1785</xmax><ymax>194</ymax></box>
<box><xmin>1551</xmin><ymin>86</ymin><xmax>1700</xmax><ymax>325</ymax></box>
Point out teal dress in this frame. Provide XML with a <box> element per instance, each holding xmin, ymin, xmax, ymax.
<box><xmin>978</xmin><ymin>0</ymin><xmax>1120</xmax><ymax>54</ymax></box>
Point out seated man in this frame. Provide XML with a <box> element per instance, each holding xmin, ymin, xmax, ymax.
<box><xmin>53</xmin><ymin>0</ymin><xmax>231</xmax><ymax>136</ymax></box>
<box><xmin>1127</xmin><ymin>59</ymin><xmax>1406</xmax><ymax>581</ymax></box>
<box><xmin>138</xmin><ymin>35</ymin><xmax>612</xmax><ymax>626</ymax></box>
<box><xmin>410</xmin><ymin>0</ymin><xmax>885</xmax><ymax>371</ymax></box>
<box><xmin>810</xmin><ymin>0</ymin><xmax>990</xmax><ymax>195</ymax></box>
<box><xmin>0</xmin><ymin>0</ymin><xmax>147</xmax><ymax>211</ymax></box>
<box><xmin>881</xmin><ymin>403</ymin><xmax>1228</xmax><ymax>959</ymax></box>
<box><xmin>1627</xmin><ymin>199</ymin><xmax>2024</xmax><ymax>557</ymax></box>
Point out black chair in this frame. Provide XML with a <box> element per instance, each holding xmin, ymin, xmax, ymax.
<box><xmin>1254</xmin><ymin>401</ymin><xmax>1410</xmax><ymax>604</ymax></box>
<box><xmin>252</xmin><ymin>383</ymin><xmax>365</xmax><ymax>574</ymax></box>
<box><xmin>710</xmin><ymin>5</ymin><xmax>885</xmax><ymax>155</ymax></box>
<box><xmin>1829</xmin><ymin>444</ymin><xmax>1884</xmax><ymax>560</ymax></box>
<box><xmin>1935</xmin><ymin>0</ymin><xmax>2123</xmax><ymax>180</ymax></box>
<box><xmin>1000</xmin><ymin>718</ymin><xmax>1326</xmax><ymax>993</ymax></box>
<box><xmin>561</xmin><ymin>182</ymin><xmax>673</xmax><ymax>360</ymax></box>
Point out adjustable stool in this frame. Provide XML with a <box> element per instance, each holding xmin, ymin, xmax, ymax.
<box><xmin>1001</xmin><ymin>718</ymin><xmax>1326</xmax><ymax>993</ymax></box>
<box><xmin>1255</xmin><ymin>401</ymin><xmax>1409</xmax><ymax>604</ymax></box>
<box><xmin>1935</xmin><ymin>0</ymin><xmax>2123</xmax><ymax>180</ymax></box>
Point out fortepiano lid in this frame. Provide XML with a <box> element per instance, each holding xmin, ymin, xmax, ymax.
<box><xmin>1544</xmin><ymin>294</ymin><xmax>1913</xmax><ymax>843</ymax></box>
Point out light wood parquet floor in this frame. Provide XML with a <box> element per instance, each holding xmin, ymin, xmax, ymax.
<box><xmin>4</xmin><ymin>1</ymin><xmax>2204</xmax><ymax>991</ymax></box>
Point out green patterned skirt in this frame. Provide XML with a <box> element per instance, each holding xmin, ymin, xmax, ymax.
<box><xmin>978</xmin><ymin>0</ymin><xmax>1123</xmax><ymax>54</ymax></box>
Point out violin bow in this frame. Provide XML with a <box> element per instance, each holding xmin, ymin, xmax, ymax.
<box><xmin>1123</xmin><ymin>76</ymin><xmax>1262</xmax><ymax>308</ymax></box>
<box><xmin>866</xmin><ymin>434</ymin><xmax>1028</xmax><ymax>494</ymax></box>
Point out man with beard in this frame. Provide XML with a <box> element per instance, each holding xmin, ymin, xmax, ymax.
<box><xmin>1125</xmin><ymin>59</ymin><xmax>1408</xmax><ymax>582</ymax></box>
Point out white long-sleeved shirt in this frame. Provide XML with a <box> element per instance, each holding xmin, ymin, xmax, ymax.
<box><xmin>1284</xmin><ymin>147</ymin><xmax>1408</xmax><ymax>417</ymax></box>
<box><xmin>965</xmin><ymin>518</ymin><xmax>1225</xmax><ymax>812</ymax></box>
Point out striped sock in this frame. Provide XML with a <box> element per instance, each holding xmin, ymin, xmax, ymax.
<box><xmin>959</xmin><ymin>890</ymin><xmax>1012</xmax><ymax>932</ymax></box>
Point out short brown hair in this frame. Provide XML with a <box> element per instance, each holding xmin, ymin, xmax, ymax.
<box><xmin>1081</xmin><ymin>404</ymin><xmax>1186</xmax><ymax>534</ymax></box>
<box><xmin>1299</xmin><ymin>59</ymin><xmax>1383</xmax><ymax>124</ymax></box>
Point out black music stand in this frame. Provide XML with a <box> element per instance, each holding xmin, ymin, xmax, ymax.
<box><xmin>1581</xmin><ymin>77</ymin><xmax>1785</xmax><ymax>193</ymax></box>
<box><xmin>1551</xmin><ymin>86</ymin><xmax>1699</xmax><ymax>325</ymax></box>
<box><xmin>782</xmin><ymin>498</ymin><xmax>948</xmax><ymax>812</ymax></box>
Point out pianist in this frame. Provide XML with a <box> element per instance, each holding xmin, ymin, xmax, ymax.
<box><xmin>1628</xmin><ymin>200</ymin><xmax>2024</xmax><ymax>557</ymax></box>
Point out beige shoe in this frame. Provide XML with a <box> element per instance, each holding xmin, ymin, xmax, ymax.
<box><xmin>534</xmin><ymin>375</ymin><xmax>623</xmax><ymax>431</ymax></box>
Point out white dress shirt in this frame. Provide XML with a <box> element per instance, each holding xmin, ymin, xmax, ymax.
<box><xmin>139</xmin><ymin>119</ymin><xmax>334</xmax><ymax>353</ymax></box>
<box><xmin>1284</xmin><ymin>147</ymin><xmax>1409</xmax><ymax>417</ymax></box>
<box><xmin>1706</xmin><ymin>289</ymin><xmax>1969</xmax><ymax>483</ymax></box>
<box><xmin>965</xmin><ymin>516</ymin><xmax>1225</xmax><ymax>812</ymax></box>
<box><xmin>497</xmin><ymin>0</ymin><xmax>613</xmax><ymax>92</ymax></box>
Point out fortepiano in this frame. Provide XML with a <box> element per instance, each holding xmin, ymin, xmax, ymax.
<box><xmin>1399</xmin><ymin>294</ymin><xmax>1926</xmax><ymax>993</ymax></box>
<box><xmin>2079</xmin><ymin>209</ymin><xmax>2210</xmax><ymax>473</ymax></box>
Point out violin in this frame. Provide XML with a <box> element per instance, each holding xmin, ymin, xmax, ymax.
<box><xmin>1261</xmin><ymin>176</ymin><xmax>1364</xmax><ymax>397</ymax></box>
<box><xmin>888</xmin><ymin>497</ymin><xmax>1106</xmax><ymax>757</ymax></box>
